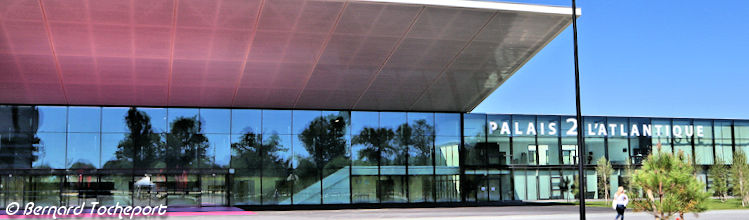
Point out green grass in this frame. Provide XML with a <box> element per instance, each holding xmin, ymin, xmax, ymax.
<box><xmin>569</xmin><ymin>199</ymin><xmax>749</xmax><ymax>210</ymax></box>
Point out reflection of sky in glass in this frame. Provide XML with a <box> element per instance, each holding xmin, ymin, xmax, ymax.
<box><xmin>351</xmin><ymin>111</ymin><xmax>378</xmax><ymax>135</ymax></box>
<box><xmin>38</xmin><ymin>106</ymin><xmax>67</xmax><ymax>132</ymax></box>
<box><xmin>34</xmin><ymin>133</ymin><xmax>66</xmax><ymax>168</ymax></box>
<box><xmin>168</xmin><ymin>108</ymin><xmax>198</xmax><ymax>132</ymax></box>
<box><xmin>380</xmin><ymin>112</ymin><xmax>405</xmax><ymax>131</ymax></box>
<box><xmin>231</xmin><ymin>109</ymin><xmax>261</xmax><ymax>134</ymax></box>
<box><xmin>436</xmin><ymin>113</ymin><xmax>460</xmax><ymax>137</ymax></box>
<box><xmin>200</xmin><ymin>109</ymin><xmax>230</xmax><ymax>134</ymax></box>
<box><xmin>67</xmin><ymin>133</ymin><xmax>100</xmax><ymax>168</ymax></box>
<box><xmin>68</xmin><ymin>107</ymin><xmax>100</xmax><ymax>132</ymax></box>
<box><xmin>263</xmin><ymin>110</ymin><xmax>291</xmax><ymax>135</ymax></box>
<box><xmin>101</xmin><ymin>133</ymin><xmax>128</xmax><ymax>166</ymax></box>
<box><xmin>293</xmin><ymin>110</ymin><xmax>321</xmax><ymax>135</ymax></box>
<box><xmin>102</xmin><ymin>107</ymin><xmax>129</xmax><ymax>133</ymax></box>
<box><xmin>206</xmin><ymin>134</ymin><xmax>231</xmax><ymax>168</ymax></box>
<box><xmin>292</xmin><ymin>137</ymin><xmax>311</xmax><ymax>168</ymax></box>
<box><xmin>139</xmin><ymin>108</ymin><xmax>167</xmax><ymax>133</ymax></box>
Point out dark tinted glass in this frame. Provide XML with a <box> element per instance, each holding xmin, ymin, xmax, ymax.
<box><xmin>463</xmin><ymin>114</ymin><xmax>486</xmax><ymax>137</ymax></box>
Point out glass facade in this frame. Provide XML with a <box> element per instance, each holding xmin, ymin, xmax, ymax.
<box><xmin>2</xmin><ymin>105</ymin><xmax>749</xmax><ymax>208</ymax></box>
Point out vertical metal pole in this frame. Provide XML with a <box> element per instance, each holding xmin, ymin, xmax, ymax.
<box><xmin>571</xmin><ymin>0</ymin><xmax>586</xmax><ymax>219</ymax></box>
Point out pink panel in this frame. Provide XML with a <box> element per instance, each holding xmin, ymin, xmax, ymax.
<box><xmin>92</xmin><ymin>24</ymin><xmax>132</xmax><ymax>56</ymax></box>
<box><xmin>0</xmin><ymin>54</ymin><xmax>21</xmax><ymax>82</ymax></box>
<box><xmin>97</xmin><ymin>57</ymin><xmax>134</xmax><ymax>84</ymax></box>
<box><xmin>88</xmin><ymin>0</ymin><xmax>130</xmax><ymax>24</ymax></box>
<box><xmin>173</xmin><ymin>27</ymin><xmax>212</xmax><ymax>59</ymax></box>
<box><xmin>134</xmin><ymin>26</ymin><xmax>172</xmax><ymax>57</ymax></box>
<box><xmin>1</xmin><ymin>0</ymin><xmax>44</xmax><ymax>21</ymax></box>
<box><xmin>282</xmin><ymin>33</ymin><xmax>325</xmax><ymax>63</ymax></box>
<box><xmin>41</xmin><ymin>0</ymin><xmax>87</xmax><ymax>22</ymax></box>
<box><xmin>197</xmin><ymin>86</ymin><xmax>234</xmax><ymax>107</ymax></box>
<box><xmin>57</xmin><ymin>56</ymin><xmax>96</xmax><ymax>82</ymax></box>
<box><xmin>133</xmin><ymin>0</ymin><xmax>173</xmax><ymax>26</ymax></box>
<box><xmin>25</xmin><ymin>83</ymin><xmax>66</xmax><ymax>104</ymax></box>
<box><xmin>170</xmin><ymin>59</ymin><xmax>207</xmax><ymax>87</ymax></box>
<box><xmin>202</xmin><ymin>61</ymin><xmax>242</xmax><ymax>87</ymax></box>
<box><xmin>133</xmin><ymin>58</ymin><xmax>170</xmax><ymax>85</ymax></box>
<box><xmin>134</xmin><ymin>85</ymin><xmax>167</xmax><ymax>106</ymax></box>
<box><xmin>177</xmin><ymin>0</ymin><xmax>220</xmax><ymax>28</ymax></box>
<box><xmin>247</xmin><ymin>31</ymin><xmax>290</xmax><ymax>62</ymax></box>
<box><xmin>294</xmin><ymin>0</ymin><xmax>343</xmax><ymax>34</ymax></box>
<box><xmin>3</xmin><ymin>20</ymin><xmax>51</xmax><ymax>54</ymax></box>
<box><xmin>48</xmin><ymin>23</ymin><xmax>92</xmax><ymax>56</ymax></box>
<box><xmin>257</xmin><ymin>0</ymin><xmax>305</xmax><ymax>32</ymax></box>
<box><xmin>216</xmin><ymin>0</ymin><xmax>261</xmax><ymax>29</ymax></box>
<box><xmin>65</xmin><ymin>83</ymin><xmax>102</xmax><ymax>105</ymax></box>
<box><xmin>210</xmin><ymin>29</ymin><xmax>251</xmax><ymax>61</ymax></box>
<box><xmin>15</xmin><ymin>55</ymin><xmax>59</xmax><ymax>83</ymax></box>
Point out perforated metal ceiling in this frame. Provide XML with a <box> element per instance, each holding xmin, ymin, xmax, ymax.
<box><xmin>0</xmin><ymin>0</ymin><xmax>574</xmax><ymax>112</ymax></box>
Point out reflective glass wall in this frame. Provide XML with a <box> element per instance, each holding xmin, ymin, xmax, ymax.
<box><xmin>463</xmin><ymin>113</ymin><xmax>749</xmax><ymax>201</ymax></box>
<box><xmin>0</xmin><ymin>105</ymin><xmax>460</xmax><ymax>207</ymax></box>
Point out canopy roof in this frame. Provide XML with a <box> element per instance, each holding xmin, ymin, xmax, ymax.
<box><xmin>0</xmin><ymin>0</ymin><xmax>576</xmax><ymax>112</ymax></box>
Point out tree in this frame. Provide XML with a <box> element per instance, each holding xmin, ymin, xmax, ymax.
<box><xmin>596</xmin><ymin>157</ymin><xmax>613</xmax><ymax>205</ymax></box>
<box><xmin>631</xmin><ymin>144</ymin><xmax>709</xmax><ymax>220</ymax></box>
<box><xmin>104</xmin><ymin>107</ymin><xmax>164</xmax><ymax>169</ymax></box>
<box><xmin>571</xmin><ymin>174</ymin><xmax>581</xmax><ymax>199</ymax></box>
<box><xmin>352</xmin><ymin>127</ymin><xmax>395</xmax><ymax>164</ymax></box>
<box><xmin>731</xmin><ymin>150</ymin><xmax>749</xmax><ymax>207</ymax></box>
<box><xmin>709</xmin><ymin>158</ymin><xmax>730</xmax><ymax>202</ymax></box>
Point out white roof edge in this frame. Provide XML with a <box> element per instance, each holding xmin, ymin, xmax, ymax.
<box><xmin>354</xmin><ymin>0</ymin><xmax>581</xmax><ymax>15</ymax></box>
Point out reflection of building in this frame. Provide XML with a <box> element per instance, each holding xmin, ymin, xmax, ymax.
<box><xmin>0</xmin><ymin>0</ymin><xmax>745</xmax><ymax>210</ymax></box>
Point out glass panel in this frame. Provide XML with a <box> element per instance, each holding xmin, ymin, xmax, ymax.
<box><xmin>584</xmin><ymin>138</ymin><xmax>605</xmax><ymax>165</ymax></box>
<box><xmin>168</xmin><ymin>108</ymin><xmax>199</xmax><ymax>133</ymax></box>
<box><xmin>716</xmin><ymin>139</ymin><xmax>733</xmax><ymax>164</ymax></box>
<box><xmin>408</xmin><ymin>136</ymin><xmax>433</xmax><ymax>173</ymax></box>
<box><xmin>166</xmin><ymin>174</ymin><xmax>199</xmax><ymax>206</ymax></box>
<box><xmin>537</xmin><ymin>137</ymin><xmax>559</xmax><ymax>165</ymax></box>
<box><xmin>435</xmin><ymin>113</ymin><xmax>460</xmax><ymax>137</ymax></box>
<box><xmin>1</xmin><ymin>132</ymin><xmax>34</xmax><ymax>169</ymax></box>
<box><xmin>99</xmin><ymin>175</ymin><xmax>132</xmax><ymax>206</ymax></box>
<box><xmin>231</xmin><ymin>109</ymin><xmax>261</xmax><ymax>135</ymax></box>
<box><xmin>200</xmin><ymin>109</ymin><xmax>230</xmax><ymax>134</ymax></box>
<box><xmin>583</xmin><ymin>117</ymin><xmax>606</xmax><ymax>137</ymax></box>
<box><xmin>261</xmin><ymin>134</ymin><xmax>292</xmax><ymax>205</ymax></box>
<box><xmin>435</xmin><ymin>136</ymin><xmax>460</xmax><ymax>167</ymax></box>
<box><xmin>26</xmin><ymin>175</ymin><xmax>61</xmax><ymax>206</ymax></box>
<box><xmin>512</xmin><ymin>115</ymin><xmax>536</xmax><ymax>137</ymax></box>
<box><xmin>204</xmin><ymin>134</ymin><xmax>231</xmax><ymax>168</ymax></box>
<box><xmin>379</xmin><ymin>175</ymin><xmax>407</xmax><ymax>203</ymax></box>
<box><xmin>232</xmin><ymin>169</ymin><xmax>261</xmax><ymax>205</ymax></box>
<box><xmin>488</xmin><ymin>115</ymin><xmax>511</xmax><ymax>137</ymax></box>
<box><xmin>408</xmin><ymin>113</ymin><xmax>434</xmax><ymax>135</ymax></box>
<box><xmin>66</xmin><ymin>133</ymin><xmax>100</xmax><ymax>168</ymax></box>
<box><xmin>607</xmin><ymin>138</ymin><xmax>629</xmax><ymax>165</ymax></box>
<box><xmin>0</xmin><ymin>106</ymin><xmax>37</xmax><ymax>133</ymax></box>
<box><xmin>201</xmin><ymin>174</ymin><xmax>227</xmax><ymax>206</ymax></box>
<box><xmin>513</xmin><ymin>170</ymin><xmax>526</xmax><ymax>200</ymax></box>
<box><xmin>68</xmin><ymin>107</ymin><xmax>100</xmax><ymax>132</ymax></box>
<box><xmin>292</xmin><ymin>110</ymin><xmax>321</xmax><ymax>135</ymax></box>
<box><xmin>262</xmin><ymin>110</ymin><xmax>291</xmax><ymax>135</ymax></box>
<box><xmin>409</xmin><ymin>175</ymin><xmax>434</xmax><ymax>202</ymax></box>
<box><xmin>714</xmin><ymin>120</ymin><xmax>733</xmax><ymax>139</ymax></box>
<box><xmin>673</xmin><ymin>119</ymin><xmax>693</xmax><ymax>159</ymax></box>
<box><xmin>464</xmin><ymin>136</ymin><xmax>485</xmax><ymax>166</ymax></box>
<box><xmin>537</xmin><ymin>116</ymin><xmax>561</xmax><ymax>137</ymax></box>
<box><xmin>539</xmin><ymin>171</ymin><xmax>551</xmax><ymax>200</ymax></box>
<box><xmin>561</xmin><ymin>138</ymin><xmax>577</xmax><ymax>165</ymax></box>
<box><xmin>694</xmin><ymin>120</ymin><xmax>714</xmax><ymax>165</ymax></box>
<box><xmin>352</xmin><ymin>176</ymin><xmax>377</xmax><ymax>203</ymax></box>
<box><xmin>487</xmin><ymin>137</ymin><xmax>510</xmax><ymax>166</ymax></box>
<box><xmin>500</xmin><ymin>173</ymin><xmax>512</xmax><ymax>200</ymax></box>
<box><xmin>527</xmin><ymin>170</ymin><xmax>537</xmax><ymax>200</ymax></box>
<box><xmin>292</xmin><ymin>136</ymin><xmax>321</xmax><ymax>205</ymax></box>
<box><xmin>435</xmin><ymin>175</ymin><xmax>460</xmax><ymax>202</ymax></box>
<box><xmin>102</xmin><ymin>107</ymin><xmax>129</xmax><ymax>133</ymax></box>
<box><xmin>606</xmin><ymin>117</ymin><xmax>629</xmax><ymax>138</ymax></box>
<box><xmin>737</xmin><ymin>139</ymin><xmax>749</xmax><ymax>164</ymax></box>
<box><xmin>512</xmin><ymin>137</ymin><xmax>535</xmax><ymax>165</ymax></box>
<box><xmin>38</xmin><ymin>106</ymin><xmax>67</xmax><ymax>132</ymax></box>
<box><xmin>736</xmin><ymin>120</ymin><xmax>749</xmax><ymax>139</ymax></box>
<box><xmin>34</xmin><ymin>133</ymin><xmax>66</xmax><ymax>169</ymax></box>
<box><xmin>321</xmin><ymin>111</ymin><xmax>351</xmax><ymax>204</ymax></box>
<box><xmin>166</xmin><ymin>114</ymin><xmax>205</xmax><ymax>169</ymax></box>
<box><xmin>139</xmin><ymin>108</ymin><xmax>167</xmax><ymax>133</ymax></box>
<box><xmin>463</xmin><ymin>114</ymin><xmax>486</xmax><ymax>138</ymax></box>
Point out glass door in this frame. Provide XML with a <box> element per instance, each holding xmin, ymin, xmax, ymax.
<box><xmin>200</xmin><ymin>174</ymin><xmax>226</xmax><ymax>206</ymax></box>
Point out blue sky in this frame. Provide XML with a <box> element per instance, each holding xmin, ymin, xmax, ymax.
<box><xmin>473</xmin><ymin>0</ymin><xmax>749</xmax><ymax>119</ymax></box>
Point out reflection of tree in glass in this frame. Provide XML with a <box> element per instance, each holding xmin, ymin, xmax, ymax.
<box><xmin>353</xmin><ymin>127</ymin><xmax>394</xmax><ymax>165</ymax></box>
<box><xmin>0</xmin><ymin>106</ymin><xmax>39</xmax><ymax>169</ymax></box>
<box><xmin>231</xmin><ymin>131</ymin><xmax>290</xmax><ymax>171</ymax></box>
<box><xmin>352</xmin><ymin>120</ymin><xmax>434</xmax><ymax>165</ymax></box>
<box><xmin>298</xmin><ymin>114</ymin><xmax>348</xmax><ymax>171</ymax></box>
<box><xmin>166</xmin><ymin>116</ymin><xmax>209</xmax><ymax>169</ymax></box>
<box><xmin>104</xmin><ymin>108</ymin><xmax>163</xmax><ymax>169</ymax></box>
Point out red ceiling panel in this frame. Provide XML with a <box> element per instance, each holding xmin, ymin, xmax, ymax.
<box><xmin>0</xmin><ymin>0</ymin><xmax>571</xmax><ymax>112</ymax></box>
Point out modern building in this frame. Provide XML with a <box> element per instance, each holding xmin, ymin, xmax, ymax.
<box><xmin>1</xmin><ymin>0</ymin><xmax>745</xmax><ymax>210</ymax></box>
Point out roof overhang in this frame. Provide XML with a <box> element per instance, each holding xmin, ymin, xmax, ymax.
<box><xmin>0</xmin><ymin>0</ymin><xmax>577</xmax><ymax>112</ymax></box>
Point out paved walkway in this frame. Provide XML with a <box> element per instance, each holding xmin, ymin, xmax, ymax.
<box><xmin>163</xmin><ymin>206</ymin><xmax>749</xmax><ymax>220</ymax></box>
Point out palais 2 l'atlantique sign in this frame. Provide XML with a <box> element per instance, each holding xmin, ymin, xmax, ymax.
<box><xmin>487</xmin><ymin>118</ymin><xmax>706</xmax><ymax>138</ymax></box>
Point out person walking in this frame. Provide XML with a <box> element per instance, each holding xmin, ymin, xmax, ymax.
<box><xmin>613</xmin><ymin>186</ymin><xmax>628</xmax><ymax>220</ymax></box>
